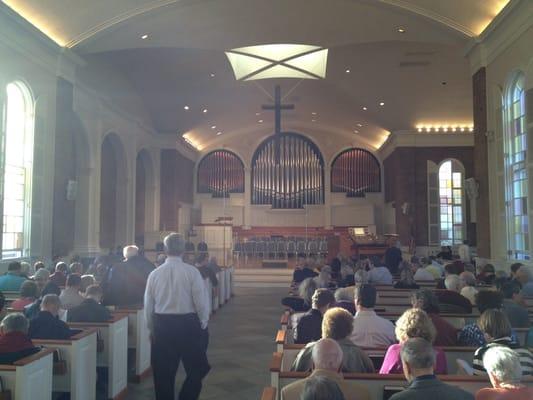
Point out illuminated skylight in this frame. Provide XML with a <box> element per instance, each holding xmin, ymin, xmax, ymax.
<box><xmin>225</xmin><ymin>44</ymin><xmax>328</xmax><ymax>81</ymax></box>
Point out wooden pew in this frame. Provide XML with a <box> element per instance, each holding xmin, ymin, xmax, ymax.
<box><xmin>269</xmin><ymin>352</ymin><xmax>533</xmax><ymax>400</ymax></box>
<box><xmin>69</xmin><ymin>313</ymin><xmax>128</xmax><ymax>399</ymax></box>
<box><xmin>113</xmin><ymin>307</ymin><xmax>151</xmax><ymax>382</ymax></box>
<box><xmin>0</xmin><ymin>348</ymin><xmax>54</xmax><ymax>400</ymax></box>
<box><xmin>260</xmin><ymin>386</ymin><xmax>276</xmax><ymax>400</ymax></box>
<box><xmin>33</xmin><ymin>329</ymin><xmax>97</xmax><ymax>400</ymax></box>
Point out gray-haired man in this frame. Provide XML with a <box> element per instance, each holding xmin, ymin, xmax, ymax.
<box><xmin>390</xmin><ymin>338</ymin><xmax>473</xmax><ymax>400</ymax></box>
<box><xmin>144</xmin><ymin>233</ymin><xmax>210</xmax><ymax>400</ymax></box>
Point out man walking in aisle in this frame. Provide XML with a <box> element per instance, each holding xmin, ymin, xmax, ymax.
<box><xmin>145</xmin><ymin>233</ymin><xmax>210</xmax><ymax>400</ymax></box>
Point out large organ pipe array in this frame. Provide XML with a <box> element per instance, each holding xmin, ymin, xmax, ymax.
<box><xmin>331</xmin><ymin>148</ymin><xmax>381</xmax><ymax>197</ymax></box>
<box><xmin>252</xmin><ymin>133</ymin><xmax>324</xmax><ymax>208</ymax></box>
<box><xmin>197</xmin><ymin>150</ymin><xmax>244</xmax><ymax>197</ymax></box>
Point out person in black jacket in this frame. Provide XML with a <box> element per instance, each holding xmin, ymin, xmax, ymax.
<box><xmin>195</xmin><ymin>253</ymin><xmax>218</xmax><ymax>287</ymax></box>
<box><xmin>294</xmin><ymin>289</ymin><xmax>335</xmax><ymax>344</ymax></box>
<box><xmin>28</xmin><ymin>294</ymin><xmax>72</xmax><ymax>340</ymax></box>
<box><xmin>104</xmin><ymin>245</ymin><xmax>154</xmax><ymax>306</ymax></box>
<box><xmin>68</xmin><ymin>285</ymin><xmax>111</xmax><ymax>323</ymax></box>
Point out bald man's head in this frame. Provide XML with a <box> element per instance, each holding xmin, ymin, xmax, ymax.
<box><xmin>311</xmin><ymin>338</ymin><xmax>344</xmax><ymax>371</ymax></box>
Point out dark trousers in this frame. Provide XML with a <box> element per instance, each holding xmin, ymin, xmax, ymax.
<box><xmin>152</xmin><ymin>313</ymin><xmax>210</xmax><ymax>400</ymax></box>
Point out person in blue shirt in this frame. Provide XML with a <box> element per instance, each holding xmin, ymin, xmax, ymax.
<box><xmin>0</xmin><ymin>262</ymin><xmax>27</xmax><ymax>292</ymax></box>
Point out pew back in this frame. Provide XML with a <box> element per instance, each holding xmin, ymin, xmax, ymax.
<box><xmin>69</xmin><ymin>313</ymin><xmax>128</xmax><ymax>399</ymax></box>
<box><xmin>0</xmin><ymin>348</ymin><xmax>54</xmax><ymax>400</ymax></box>
<box><xmin>33</xmin><ymin>329</ymin><xmax>97</xmax><ymax>400</ymax></box>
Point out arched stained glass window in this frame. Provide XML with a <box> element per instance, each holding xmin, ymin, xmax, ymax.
<box><xmin>331</xmin><ymin>148</ymin><xmax>380</xmax><ymax>197</ymax></box>
<box><xmin>504</xmin><ymin>73</ymin><xmax>528</xmax><ymax>259</ymax></box>
<box><xmin>2</xmin><ymin>81</ymin><xmax>34</xmax><ymax>259</ymax></box>
<box><xmin>197</xmin><ymin>150</ymin><xmax>244</xmax><ymax>197</ymax></box>
<box><xmin>438</xmin><ymin>160</ymin><xmax>464</xmax><ymax>246</ymax></box>
<box><xmin>251</xmin><ymin>132</ymin><xmax>324</xmax><ymax>208</ymax></box>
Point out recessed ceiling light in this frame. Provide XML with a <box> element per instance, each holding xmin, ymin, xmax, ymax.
<box><xmin>362</xmin><ymin>106</ymin><xmax>367</xmax><ymax>111</ymax></box>
<box><xmin>357</xmin><ymin>123</ymin><xmax>363</xmax><ymax>127</ymax></box>
<box><xmin>353</xmin><ymin>130</ymin><xmax>359</xmax><ymax>134</ymax></box>
<box><xmin>210</xmin><ymin>73</ymin><xmax>216</xmax><ymax>77</ymax></box>
<box><xmin>311</xmin><ymin>112</ymin><xmax>317</xmax><ymax>115</ymax></box>
<box><xmin>311</xmin><ymin>119</ymin><xmax>317</xmax><ymax>122</ymax></box>
<box><xmin>258</xmin><ymin>119</ymin><xmax>263</xmax><ymax>123</ymax></box>
<box><xmin>216</xmin><ymin>131</ymin><xmax>223</xmax><ymax>136</ymax></box>
<box><xmin>256</xmin><ymin>112</ymin><xmax>261</xmax><ymax>116</ymax></box>
<box><xmin>203</xmin><ymin>109</ymin><xmax>208</xmax><ymax>113</ymax></box>
<box><xmin>441</xmin><ymin>81</ymin><xmax>447</xmax><ymax>85</ymax></box>
<box><xmin>184</xmin><ymin>105</ymin><xmax>190</xmax><ymax>110</ymax></box>
<box><xmin>397</xmin><ymin>27</ymin><xmax>406</xmax><ymax>33</ymax></box>
<box><xmin>141</xmin><ymin>34</ymin><xmax>149</xmax><ymax>40</ymax></box>
<box><xmin>379</xmin><ymin>102</ymin><xmax>385</xmax><ymax>106</ymax></box>
<box><xmin>211</xmin><ymin>125</ymin><xmax>216</xmax><ymax>129</ymax></box>
<box><xmin>345</xmin><ymin>69</ymin><xmax>351</xmax><ymax>74</ymax></box>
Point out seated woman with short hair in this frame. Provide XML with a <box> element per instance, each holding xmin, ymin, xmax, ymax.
<box><xmin>0</xmin><ymin>313</ymin><xmax>40</xmax><ymax>364</ymax></box>
<box><xmin>473</xmin><ymin>309</ymin><xmax>533</xmax><ymax>376</ymax></box>
<box><xmin>291</xmin><ymin>307</ymin><xmax>375</xmax><ymax>373</ymax></box>
<box><xmin>476</xmin><ymin>346</ymin><xmax>533</xmax><ymax>400</ymax></box>
<box><xmin>379</xmin><ymin>308</ymin><xmax>447</xmax><ymax>374</ymax></box>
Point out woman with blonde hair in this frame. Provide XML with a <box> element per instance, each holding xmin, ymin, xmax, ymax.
<box><xmin>379</xmin><ymin>308</ymin><xmax>447</xmax><ymax>374</ymax></box>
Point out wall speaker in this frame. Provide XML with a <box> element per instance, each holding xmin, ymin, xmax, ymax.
<box><xmin>464</xmin><ymin>177</ymin><xmax>479</xmax><ymax>200</ymax></box>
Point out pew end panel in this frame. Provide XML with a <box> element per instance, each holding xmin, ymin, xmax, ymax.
<box><xmin>33</xmin><ymin>329</ymin><xmax>98</xmax><ymax>400</ymax></box>
<box><xmin>260</xmin><ymin>387</ymin><xmax>276</xmax><ymax>400</ymax></box>
<box><xmin>69</xmin><ymin>314</ymin><xmax>128</xmax><ymax>399</ymax></box>
<box><xmin>0</xmin><ymin>348</ymin><xmax>54</xmax><ymax>400</ymax></box>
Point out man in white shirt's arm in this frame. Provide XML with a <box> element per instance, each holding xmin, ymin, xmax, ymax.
<box><xmin>144</xmin><ymin>233</ymin><xmax>211</xmax><ymax>400</ymax></box>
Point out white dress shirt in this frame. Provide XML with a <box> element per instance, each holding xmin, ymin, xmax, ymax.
<box><xmin>367</xmin><ymin>267</ymin><xmax>393</xmax><ymax>285</ymax></box>
<box><xmin>144</xmin><ymin>256</ymin><xmax>210</xmax><ymax>332</ymax></box>
<box><xmin>458</xmin><ymin>244</ymin><xmax>470</xmax><ymax>262</ymax></box>
<box><xmin>349</xmin><ymin>310</ymin><xmax>396</xmax><ymax>348</ymax></box>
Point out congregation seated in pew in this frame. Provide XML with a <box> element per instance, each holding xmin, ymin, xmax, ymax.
<box><xmin>291</xmin><ymin>307</ymin><xmax>375</xmax><ymax>373</ymax></box>
<box><xmin>11</xmin><ymin>280</ymin><xmax>39</xmax><ymax>311</ymax></box>
<box><xmin>50</xmin><ymin>262</ymin><xmax>68</xmax><ymax>287</ymax></box>
<box><xmin>282</xmin><ymin>277</ymin><xmax>316</xmax><ymax>312</ymax></box>
<box><xmin>0</xmin><ymin>261</ymin><xmax>27</xmax><ymax>292</ymax></box>
<box><xmin>472</xmin><ymin>309</ymin><xmax>533</xmax><ymax>376</ymax></box>
<box><xmin>460</xmin><ymin>271</ymin><xmax>479</xmax><ymax>305</ymax></box>
<box><xmin>410</xmin><ymin>289</ymin><xmax>459</xmax><ymax>346</ymax></box>
<box><xmin>349</xmin><ymin>284</ymin><xmax>396</xmax><ymax>348</ymax></box>
<box><xmin>67</xmin><ymin>285</ymin><xmax>111</xmax><ymax>323</ymax></box>
<box><xmin>334</xmin><ymin>287</ymin><xmax>356</xmax><ymax>315</ymax></box>
<box><xmin>294</xmin><ymin>289</ymin><xmax>335</xmax><ymax>344</ymax></box>
<box><xmin>59</xmin><ymin>273</ymin><xmax>84</xmax><ymax>310</ymax></box>
<box><xmin>436</xmin><ymin>274</ymin><xmax>473</xmax><ymax>314</ymax></box>
<box><xmin>476</xmin><ymin>346</ymin><xmax>533</xmax><ymax>400</ymax></box>
<box><xmin>501</xmin><ymin>281</ymin><xmax>530</xmax><ymax>328</ymax></box>
<box><xmin>380</xmin><ymin>308</ymin><xmax>447</xmax><ymax>375</ymax></box>
<box><xmin>393</xmin><ymin>262</ymin><xmax>420</xmax><ymax>290</ymax></box>
<box><xmin>389</xmin><ymin>338</ymin><xmax>474</xmax><ymax>400</ymax></box>
<box><xmin>300</xmin><ymin>376</ymin><xmax>346</xmax><ymax>400</ymax></box>
<box><xmin>29</xmin><ymin>294</ymin><xmax>73</xmax><ymax>340</ymax></box>
<box><xmin>0</xmin><ymin>313</ymin><xmax>40</xmax><ymax>364</ymax></box>
<box><xmin>458</xmin><ymin>291</ymin><xmax>505</xmax><ymax>347</ymax></box>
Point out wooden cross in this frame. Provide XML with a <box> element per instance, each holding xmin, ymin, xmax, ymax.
<box><xmin>262</xmin><ymin>85</ymin><xmax>294</xmax><ymax>162</ymax></box>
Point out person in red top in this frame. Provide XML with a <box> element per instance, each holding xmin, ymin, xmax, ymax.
<box><xmin>476</xmin><ymin>346</ymin><xmax>533</xmax><ymax>400</ymax></box>
<box><xmin>0</xmin><ymin>313</ymin><xmax>40</xmax><ymax>364</ymax></box>
<box><xmin>411</xmin><ymin>289</ymin><xmax>458</xmax><ymax>346</ymax></box>
<box><xmin>11</xmin><ymin>280</ymin><xmax>39</xmax><ymax>311</ymax></box>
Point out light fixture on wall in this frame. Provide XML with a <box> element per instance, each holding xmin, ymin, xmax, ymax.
<box><xmin>416</xmin><ymin>124</ymin><xmax>474</xmax><ymax>133</ymax></box>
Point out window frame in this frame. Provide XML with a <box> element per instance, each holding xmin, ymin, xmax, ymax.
<box><xmin>437</xmin><ymin>159</ymin><xmax>465</xmax><ymax>246</ymax></box>
<box><xmin>1</xmin><ymin>80</ymin><xmax>34</xmax><ymax>260</ymax></box>
<box><xmin>503</xmin><ymin>72</ymin><xmax>528</xmax><ymax>260</ymax></box>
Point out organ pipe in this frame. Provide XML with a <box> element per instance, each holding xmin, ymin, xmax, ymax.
<box><xmin>330</xmin><ymin>148</ymin><xmax>381</xmax><ymax>197</ymax></box>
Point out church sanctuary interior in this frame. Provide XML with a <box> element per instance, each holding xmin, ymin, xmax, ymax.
<box><xmin>2</xmin><ymin>0</ymin><xmax>533</xmax><ymax>399</ymax></box>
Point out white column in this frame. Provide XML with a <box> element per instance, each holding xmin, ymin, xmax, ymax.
<box><xmin>243</xmin><ymin>167</ymin><xmax>251</xmax><ymax>228</ymax></box>
<box><xmin>73</xmin><ymin>166</ymin><xmax>102</xmax><ymax>256</ymax></box>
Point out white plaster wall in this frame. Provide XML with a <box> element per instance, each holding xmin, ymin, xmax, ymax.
<box><xmin>470</xmin><ymin>1</ymin><xmax>533</xmax><ymax>265</ymax></box>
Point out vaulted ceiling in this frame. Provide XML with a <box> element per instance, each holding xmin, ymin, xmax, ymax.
<box><xmin>3</xmin><ymin>0</ymin><xmax>511</xmax><ymax>151</ymax></box>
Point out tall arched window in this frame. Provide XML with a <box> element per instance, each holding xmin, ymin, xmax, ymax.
<box><xmin>438</xmin><ymin>160</ymin><xmax>464</xmax><ymax>246</ymax></box>
<box><xmin>1</xmin><ymin>81</ymin><xmax>34</xmax><ymax>259</ymax></box>
<box><xmin>504</xmin><ymin>72</ymin><xmax>528</xmax><ymax>259</ymax></box>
